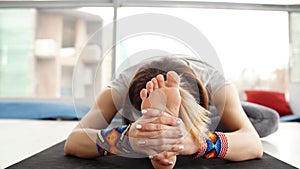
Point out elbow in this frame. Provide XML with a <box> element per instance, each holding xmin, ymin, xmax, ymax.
<box><xmin>240</xmin><ymin>131</ymin><xmax>264</xmax><ymax>160</ymax></box>
<box><xmin>250</xmin><ymin>147</ymin><xmax>263</xmax><ymax>160</ymax></box>
<box><xmin>254</xmin><ymin>142</ymin><xmax>264</xmax><ymax>159</ymax></box>
<box><xmin>249</xmin><ymin>136</ymin><xmax>264</xmax><ymax>159</ymax></box>
<box><xmin>257</xmin><ymin>150</ymin><xmax>264</xmax><ymax>159</ymax></box>
<box><xmin>254</xmin><ymin>133</ymin><xmax>264</xmax><ymax>159</ymax></box>
<box><xmin>245</xmin><ymin>129</ymin><xmax>264</xmax><ymax>159</ymax></box>
<box><xmin>63</xmin><ymin>129</ymin><xmax>98</xmax><ymax>159</ymax></box>
<box><xmin>64</xmin><ymin>136</ymin><xmax>72</xmax><ymax>155</ymax></box>
<box><xmin>64</xmin><ymin>142</ymin><xmax>70</xmax><ymax>155</ymax></box>
<box><xmin>64</xmin><ymin>131</ymin><xmax>78</xmax><ymax>156</ymax></box>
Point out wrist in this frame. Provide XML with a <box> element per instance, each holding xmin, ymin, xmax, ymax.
<box><xmin>96</xmin><ymin>124</ymin><xmax>135</xmax><ymax>156</ymax></box>
<box><xmin>127</xmin><ymin>123</ymin><xmax>142</xmax><ymax>153</ymax></box>
<box><xmin>191</xmin><ymin>138</ymin><xmax>207</xmax><ymax>158</ymax></box>
<box><xmin>192</xmin><ymin>131</ymin><xmax>228</xmax><ymax>159</ymax></box>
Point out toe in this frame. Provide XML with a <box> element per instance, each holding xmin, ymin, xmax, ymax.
<box><xmin>152</xmin><ymin>78</ymin><xmax>159</xmax><ymax>89</ymax></box>
<box><xmin>156</xmin><ymin>74</ymin><xmax>165</xmax><ymax>87</ymax></box>
<box><xmin>140</xmin><ymin>89</ymin><xmax>148</xmax><ymax>100</ymax></box>
<box><xmin>146</xmin><ymin>81</ymin><xmax>154</xmax><ymax>93</ymax></box>
<box><xmin>166</xmin><ymin>71</ymin><xmax>180</xmax><ymax>88</ymax></box>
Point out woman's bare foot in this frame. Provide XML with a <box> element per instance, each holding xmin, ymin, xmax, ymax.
<box><xmin>140</xmin><ymin>71</ymin><xmax>181</xmax><ymax>117</ymax></box>
<box><xmin>140</xmin><ymin>71</ymin><xmax>181</xmax><ymax>169</ymax></box>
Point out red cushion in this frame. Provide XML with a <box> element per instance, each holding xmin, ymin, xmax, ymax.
<box><xmin>245</xmin><ymin>90</ymin><xmax>292</xmax><ymax>116</ymax></box>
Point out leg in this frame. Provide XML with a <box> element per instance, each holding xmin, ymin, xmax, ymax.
<box><xmin>140</xmin><ymin>71</ymin><xmax>181</xmax><ymax>117</ymax></box>
<box><xmin>242</xmin><ymin>101</ymin><xmax>279</xmax><ymax>137</ymax></box>
<box><xmin>140</xmin><ymin>71</ymin><xmax>181</xmax><ymax>169</ymax></box>
<box><xmin>141</xmin><ymin>71</ymin><xmax>209</xmax><ymax>144</ymax></box>
<box><xmin>214</xmin><ymin>101</ymin><xmax>279</xmax><ymax>137</ymax></box>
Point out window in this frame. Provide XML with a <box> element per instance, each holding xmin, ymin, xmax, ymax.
<box><xmin>117</xmin><ymin>7</ymin><xmax>289</xmax><ymax>96</ymax></box>
<box><xmin>290</xmin><ymin>12</ymin><xmax>300</xmax><ymax>83</ymax></box>
<box><xmin>0</xmin><ymin>9</ymin><xmax>36</xmax><ymax>97</ymax></box>
<box><xmin>0</xmin><ymin>4</ymin><xmax>291</xmax><ymax>101</ymax></box>
<box><xmin>0</xmin><ymin>8</ymin><xmax>114</xmax><ymax>104</ymax></box>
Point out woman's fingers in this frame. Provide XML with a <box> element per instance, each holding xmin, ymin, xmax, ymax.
<box><xmin>131</xmin><ymin>139</ymin><xmax>176</xmax><ymax>155</ymax></box>
<box><xmin>142</xmin><ymin>109</ymin><xmax>181</xmax><ymax>126</ymax></box>
<box><xmin>128</xmin><ymin>108</ymin><xmax>187</xmax><ymax>155</ymax></box>
<box><xmin>152</xmin><ymin>115</ymin><xmax>181</xmax><ymax>126</ymax></box>
<box><xmin>135</xmin><ymin>139</ymin><xmax>185</xmax><ymax>154</ymax></box>
<box><xmin>134</xmin><ymin>130</ymin><xmax>183</xmax><ymax>139</ymax></box>
<box><xmin>149</xmin><ymin>128</ymin><xmax>183</xmax><ymax>139</ymax></box>
<box><xmin>141</xmin><ymin>109</ymin><xmax>162</xmax><ymax>117</ymax></box>
<box><xmin>140</xmin><ymin>115</ymin><xmax>181</xmax><ymax>127</ymax></box>
<box><xmin>150</xmin><ymin>151</ymin><xmax>179</xmax><ymax>165</ymax></box>
<box><xmin>135</xmin><ymin>130</ymin><xmax>168</xmax><ymax>138</ymax></box>
<box><xmin>134</xmin><ymin>125</ymin><xmax>183</xmax><ymax>139</ymax></box>
<box><xmin>146</xmin><ymin>138</ymin><xmax>181</xmax><ymax>147</ymax></box>
<box><xmin>136</xmin><ymin>123</ymin><xmax>167</xmax><ymax>131</ymax></box>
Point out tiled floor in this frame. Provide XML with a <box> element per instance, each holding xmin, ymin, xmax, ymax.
<box><xmin>1</xmin><ymin>120</ymin><xmax>299</xmax><ymax>168</ymax></box>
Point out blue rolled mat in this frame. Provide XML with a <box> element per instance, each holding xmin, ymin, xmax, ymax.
<box><xmin>280</xmin><ymin>114</ymin><xmax>300</xmax><ymax>122</ymax></box>
<box><xmin>0</xmin><ymin>101</ymin><xmax>90</xmax><ymax>120</ymax></box>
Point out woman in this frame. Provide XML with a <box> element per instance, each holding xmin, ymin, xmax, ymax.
<box><xmin>64</xmin><ymin>55</ymin><xmax>271</xmax><ymax>168</ymax></box>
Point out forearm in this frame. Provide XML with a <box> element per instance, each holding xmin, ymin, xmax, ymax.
<box><xmin>64</xmin><ymin>128</ymin><xmax>99</xmax><ymax>158</ymax></box>
<box><xmin>65</xmin><ymin>125</ymin><xmax>134</xmax><ymax>158</ymax></box>
<box><xmin>209</xmin><ymin>85</ymin><xmax>263</xmax><ymax>161</ymax></box>
<box><xmin>223</xmin><ymin>130</ymin><xmax>263</xmax><ymax>161</ymax></box>
<box><xmin>193</xmin><ymin>130</ymin><xmax>263</xmax><ymax>161</ymax></box>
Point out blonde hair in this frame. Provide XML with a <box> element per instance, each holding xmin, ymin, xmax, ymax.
<box><xmin>179</xmin><ymin>88</ymin><xmax>209</xmax><ymax>145</ymax></box>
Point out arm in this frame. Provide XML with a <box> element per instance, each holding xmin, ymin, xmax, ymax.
<box><xmin>64</xmin><ymin>88</ymin><xmax>182</xmax><ymax>159</ymax></box>
<box><xmin>212</xmin><ymin>84</ymin><xmax>263</xmax><ymax>161</ymax></box>
<box><xmin>134</xmin><ymin>84</ymin><xmax>263</xmax><ymax>163</ymax></box>
<box><xmin>64</xmin><ymin>88</ymin><xmax>118</xmax><ymax>158</ymax></box>
<box><xmin>128</xmin><ymin>110</ymin><xmax>183</xmax><ymax>168</ymax></box>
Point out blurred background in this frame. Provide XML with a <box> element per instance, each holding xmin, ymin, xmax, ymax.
<box><xmin>0</xmin><ymin>0</ymin><xmax>299</xmax><ymax>107</ymax></box>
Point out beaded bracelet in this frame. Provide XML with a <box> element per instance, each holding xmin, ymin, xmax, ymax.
<box><xmin>193</xmin><ymin>131</ymin><xmax>228</xmax><ymax>159</ymax></box>
<box><xmin>96</xmin><ymin>124</ymin><xmax>134</xmax><ymax>156</ymax></box>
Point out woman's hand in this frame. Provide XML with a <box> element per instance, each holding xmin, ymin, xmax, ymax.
<box><xmin>150</xmin><ymin>120</ymin><xmax>200</xmax><ymax>165</ymax></box>
<box><xmin>128</xmin><ymin>109</ymin><xmax>200</xmax><ymax>165</ymax></box>
<box><xmin>128</xmin><ymin>109</ymin><xmax>182</xmax><ymax>155</ymax></box>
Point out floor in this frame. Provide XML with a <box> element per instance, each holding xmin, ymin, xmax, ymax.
<box><xmin>0</xmin><ymin>120</ymin><xmax>78</xmax><ymax>169</ymax></box>
<box><xmin>261</xmin><ymin>122</ymin><xmax>300</xmax><ymax>168</ymax></box>
<box><xmin>0</xmin><ymin>120</ymin><xmax>299</xmax><ymax>169</ymax></box>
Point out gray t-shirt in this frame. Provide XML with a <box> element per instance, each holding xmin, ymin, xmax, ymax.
<box><xmin>109</xmin><ymin>55</ymin><xmax>228</xmax><ymax>110</ymax></box>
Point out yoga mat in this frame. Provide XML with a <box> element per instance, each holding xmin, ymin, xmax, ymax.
<box><xmin>7</xmin><ymin>141</ymin><xmax>297</xmax><ymax>169</ymax></box>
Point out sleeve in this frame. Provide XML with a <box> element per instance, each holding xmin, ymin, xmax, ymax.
<box><xmin>204</xmin><ymin>63</ymin><xmax>230</xmax><ymax>99</ymax></box>
<box><xmin>108</xmin><ymin>65</ymin><xmax>139</xmax><ymax>110</ymax></box>
<box><xmin>188</xmin><ymin>58</ymin><xmax>230</xmax><ymax>102</ymax></box>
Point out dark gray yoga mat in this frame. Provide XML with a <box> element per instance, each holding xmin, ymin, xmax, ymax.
<box><xmin>7</xmin><ymin>141</ymin><xmax>297</xmax><ymax>169</ymax></box>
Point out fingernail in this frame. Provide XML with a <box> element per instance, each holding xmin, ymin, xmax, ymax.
<box><xmin>179</xmin><ymin>145</ymin><xmax>184</xmax><ymax>150</ymax></box>
<box><xmin>136</xmin><ymin>124</ymin><xmax>142</xmax><ymax>129</ymax></box>
<box><xmin>141</xmin><ymin>109</ymin><xmax>147</xmax><ymax>114</ymax></box>
<box><xmin>138</xmin><ymin>141</ymin><xmax>146</xmax><ymax>145</ymax></box>
<box><xmin>168</xmin><ymin>161</ymin><xmax>174</xmax><ymax>165</ymax></box>
<box><xmin>176</xmin><ymin>119</ymin><xmax>182</xmax><ymax>125</ymax></box>
<box><xmin>148</xmin><ymin>155</ymin><xmax>153</xmax><ymax>159</ymax></box>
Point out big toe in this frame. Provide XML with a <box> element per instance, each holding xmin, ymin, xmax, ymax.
<box><xmin>166</xmin><ymin>71</ymin><xmax>180</xmax><ymax>88</ymax></box>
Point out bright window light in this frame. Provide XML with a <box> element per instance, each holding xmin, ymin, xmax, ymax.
<box><xmin>117</xmin><ymin>7</ymin><xmax>289</xmax><ymax>92</ymax></box>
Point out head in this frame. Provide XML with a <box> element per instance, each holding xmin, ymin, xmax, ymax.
<box><xmin>122</xmin><ymin>56</ymin><xmax>209</xmax><ymax>124</ymax></box>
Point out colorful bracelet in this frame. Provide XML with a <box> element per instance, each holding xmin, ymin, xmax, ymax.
<box><xmin>96</xmin><ymin>124</ymin><xmax>134</xmax><ymax>156</ymax></box>
<box><xmin>193</xmin><ymin>131</ymin><xmax>228</xmax><ymax>159</ymax></box>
